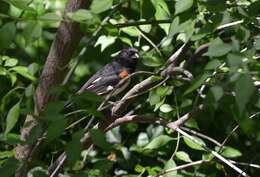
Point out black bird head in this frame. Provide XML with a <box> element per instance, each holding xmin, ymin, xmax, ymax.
<box><xmin>117</xmin><ymin>47</ymin><xmax>139</xmax><ymax>67</ymax></box>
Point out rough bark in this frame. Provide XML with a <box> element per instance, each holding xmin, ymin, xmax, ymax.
<box><xmin>15</xmin><ymin>0</ymin><xmax>91</xmax><ymax>176</ymax></box>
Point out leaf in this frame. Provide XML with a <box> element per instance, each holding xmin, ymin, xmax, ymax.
<box><xmin>210</xmin><ymin>86</ymin><xmax>224</xmax><ymax>101</ymax></box>
<box><xmin>26</xmin><ymin>123</ymin><xmax>43</xmax><ymax>145</ymax></box>
<box><xmin>168</xmin><ymin>17</ymin><xmax>180</xmax><ymax>37</ymax></box>
<box><xmin>3</xmin><ymin>0</ymin><xmax>34</xmax><ymax>10</ymax></box>
<box><xmin>139</xmin><ymin>19</ymin><xmax>152</xmax><ymax>33</ymax></box>
<box><xmin>46</xmin><ymin>119</ymin><xmax>67</xmax><ymax>143</ymax></box>
<box><xmin>149</xmin><ymin>91</ymin><xmax>161</xmax><ymax>106</ymax></box>
<box><xmin>156</xmin><ymin>86</ymin><xmax>173</xmax><ymax>96</ymax></box>
<box><xmin>3</xmin><ymin>56</ymin><xmax>18</xmax><ymax>67</ymax></box>
<box><xmin>93</xmin><ymin>159</ymin><xmax>113</xmax><ymax>172</ymax></box>
<box><xmin>137</xmin><ymin>132</ymin><xmax>149</xmax><ymax>147</ymax></box>
<box><xmin>90</xmin><ymin>129</ymin><xmax>112</xmax><ymax>151</ymax></box>
<box><xmin>184</xmin><ymin>73</ymin><xmax>211</xmax><ymax>95</ymax></box>
<box><xmin>142</xmin><ymin>54</ymin><xmax>164</xmax><ymax>67</ymax></box>
<box><xmin>144</xmin><ymin>135</ymin><xmax>174</xmax><ymax>150</ymax></box>
<box><xmin>254</xmin><ymin>37</ymin><xmax>260</xmax><ymax>50</ymax></box>
<box><xmin>95</xmin><ymin>35</ymin><xmax>117</xmax><ymax>52</ymax></box>
<box><xmin>163</xmin><ymin>159</ymin><xmax>177</xmax><ymax>177</ymax></box>
<box><xmin>0</xmin><ymin>150</ymin><xmax>15</xmax><ymax>159</ymax></box>
<box><xmin>28</xmin><ymin>63</ymin><xmax>39</xmax><ymax>75</ymax></box>
<box><xmin>0</xmin><ymin>22</ymin><xmax>16</xmax><ymax>51</ymax></box>
<box><xmin>121</xmin><ymin>27</ymin><xmax>139</xmax><ymax>37</ymax></box>
<box><xmin>106</xmin><ymin>127</ymin><xmax>122</xmax><ymax>144</ymax></box>
<box><xmin>176</xmin><ymin>151</ymin><xmax>192</xmax><ymax>162</ymax></box>
<box><xmin>151</xmin><ymin>0</ymin><xmax>170</xmax><ymax>34</ymax></box>
<box><xmin>38</xmin><ymin>13</ymin><xmax>62</xmax><ymax>21</ymax></box>
<box><xmin>235</xmin><ymin>74</ymin><xmax>255</xmax><ymax>114</ymax></box>
<box><xmin>5</xmin><ymin>101</ymin><xmax>20</xmax><ymax>135</ymax></box>
<box><xmin>227</xmin><ymin>53</ymin><xmax>243</xmax><ymax>71</ymax></box>
<box><xmin>8</xmin><ymin>73</ymin><xmax>17</xmax><ymax>86</ymax></box>
<box><xmin>43</xmin><ymin>101</ymin><xmax>65</xmax><ymax>121</ymax></box>
<box><xmin>90</xmin><ymin>0</ymin><xmax>113</xmax><ymax>14</ymax></box>
<box><xmin>9</xmin><ymin>66</ymin><xmax>36</xmax><ymax>81</ymax></box>
<box><xmin>0</xmin><ymin>157</ymin><xmax>19</xmax><ymax>177</ymax></box>
<box><xmin>66</xmin><ymin>130</ymin><xmax>84</xmax><ymax>166</ymax></box>
<box><xmin>160</xmin><ymin>104</ymin><xmax>173</xmax><ymax>113</ymax></box>
<box><xmin>184</xmin><ymin>136</ymin><xmax>206</xmax><ymax>151</ymax></box>
<box><xmin>175</xmin><ymin>0</ymin><xmax>193</xmax><ymax>15</ymax></box>
<box><xmin>218</xmin><ymin>146</ymin><xmax>242</xmax><ymax>158</ymax></box>
<box><xmin>67</xmin><ymin>9</ymin><xmax>93</xmax><ymax>23</ymax></box>
<box><xmin>23</xmin><ymin>22</ymin><xmax>42</xmax><ymax>45</ymax></box>
<box><xmin>205</xmin><ymin>59</ymin><xmax>221</xmax><ymax>70</ymax></box>
<box><xmin>204</xmin><ymin>38</ymin><xmax>232</xmax><ymax>57</ymax></box>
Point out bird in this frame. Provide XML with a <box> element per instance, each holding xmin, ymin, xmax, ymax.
<box><xmin>64</xmin><ymin>47</ymin><xmax>139</xmax><ymax>108</ymax></box>
<box><xmin>76</xmin><ymin>47</ymin><xmax>139</xmax><ymax>96</ymax></box>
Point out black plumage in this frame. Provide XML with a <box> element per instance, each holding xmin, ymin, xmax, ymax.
<box><xmin>77</xmin><ymin>47</ymin><xmax>139</xmax><ymax>96</ymax></box>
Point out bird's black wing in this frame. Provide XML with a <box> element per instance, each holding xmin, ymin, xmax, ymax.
<box><xmin>77</xmin><ymin>61</ymin><xmax>122</xmax><ymax>95</ymax></box>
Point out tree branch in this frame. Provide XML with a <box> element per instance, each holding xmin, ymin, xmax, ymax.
<box><xmin>15</xmin><ymin>0</ymin><xmax>90</xmax><ymax>176</ymax></box>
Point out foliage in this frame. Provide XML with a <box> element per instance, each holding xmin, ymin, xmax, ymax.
<box><xmin>0</xmin><ymin>0</ymin><xmax>260</xmax><ymax>176</ymax></box>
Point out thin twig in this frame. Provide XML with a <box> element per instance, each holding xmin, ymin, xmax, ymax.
<box><xmin>181</xmin><ymin>127</ymin><xmax>222</xmax><ymax>147</ymax></box>
<box><xmin>114</xmin><ymin>19</ymin><xmax>172</xmax><ymax>28</ymax></box>
<box><xmin>175</xmin><ymin>128</ymin><xmax>249</xmax><ymax>177</ymax></box>
<box><xmin>153</xmin><ymin>160</ymin><xmax>209</xmax><ymax>177</ymax></box>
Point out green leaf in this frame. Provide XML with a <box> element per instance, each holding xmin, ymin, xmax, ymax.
<box><xmin>139</xmin><ymin>19</ymin><xmax>152</xmax><ymax>33</ymax></box>
<box><xmin>176</xmin><ymin>151</ymin><xmax>192</xmax><ymax>162</ymax></box>
<box><xmin>184</xmin><ymin>73</ymin><xmax>210</xmax><ymax>95</ymax></box>
<box><xmin>210</xmin><ymin>86</ymin><xmax>224</xmax><ymax>101</ymax></box>
<box><xmin>160</xmin><ymin>104</ymin><xmax>173</xmax><ymax>113</ymax></box>
<box><xmin>156</xmin><ymin>86</ymin><xmax>173</xmax><ymax>96</ymax></box>
<box><xmin>43</xmin><ymin>101</ymin><xmax>65</xmax><ymax>121</ymax></box>
<box><xmin>144</xmin><ymin>135</ymin><xmax>174</xmax><ymax>150</ymax></box>
<box><xmin>168</xmin><ymin>17</ymin><xmax>180</xmax><ymax>37</ymax></box>
<box><xmin>106</xmin><ymin>127</ymin><xmax>121</xmax><ymax>144</ymax></box>
<box><xmin>204</xmin><ymin>38</ymin><xmax>232</xmax><ymax>57</ymax></box>
<box><xmin>175</xmin><ymin>0</ymin><xmax>193</xmax><ymax>15</ymax></box>
<box><xmin>93</xmin><ymin>159</ymin><xmax>113</xmax><ymax>172</ymax></box>
<box><xmin>149</xmin><ymin>91</ymin><xmax>161</xmax><ymax>106</ymax></box>
<box><xmin>95</xmin><ymin>35</ymin><xmax>117</xmax><ymax>52</ymax></box>
<box><xmin>205</xmin><ymin>59</ymin><xmax>222</xmax><ymax>70</ymax></box>
<box><xmin>28</xmin><ymin>63</ymin><xmax>39</xmax><ymax>75</ymax></box>
<box><xmin>23</xmin><ymin>22</ymin><xmax>42</xmax><ymax>45</ymax></box>
<box><xmin>227</xmin><ymin>53</ymin><xmax>243</xmax><ymax>71</ymax></box>
<box><xmin>142</xmin><ymin>54</ymin><xmax>164</xmax><ymax>67</ymax></box>
<box><xmin>3</xmin><ymin>0</ymin><xmax>34</xmax><ymax>10</ymax></box>
<box><xmin>9</xmin><ymin>66</ymin><xmax>36</xmax><ymax>81</ymax></box>
<box><xmin>151</xmin><ymin>0</ymin><xmax>170</xmax><ymax>34</ymax></box>
<box><xmin>0</xmin><ymin>150</ymin><xmax>15</xmax><ymax>159</ymax></box>
<box><xmin>137</xmin><ymin>132</ymin><xmax>149</xmax><ymax>147</ymax></box>
<box><xmin>254</xmin><ymin>37</ymin><xmax>260</xmax><ymax>50</ymax></box>
<box><xmin>67</xmin><ymin>9</ymin><xmax>94</xmax><ymax>23</ymax></box>
<box><xmin>5</xmin><ymin>101</ymin><xmax>20</xmax><ymax>135</ymax></box>
<box><xmin>121</xmin><ymin>27</ymin><xmax>139</xmax><ymax>37</ymax></box>
<box><xmin>3</xmin><ymin>56</ymin><xmax>18</xmax><ymax>67</ymax></box>
<box><xmin>184</xmin><ymin>136</ymin><xmax>206</xmax><ymax>151</ymax></box>
<box><xmin>0</xmin><ymin>158</ymin><xmax>19</xmax><ymax>177</ymax></box>
<box><xmin>235</xmin><ymin>74</ymin><xmax>255</xmax><ymax>114</ymax></box>
<box><xmin>90</xmin><ymin>0</ymin><xmax>113</xmax><ymax>14</ymax></box>
<box><xmin>26</xmin><ymin>123</ymin><xmax>44</xmax><ymax>145</ymax></box>
<box><xmin>8</xmin><ymin>73</ymin><xmax>17</xmax><ymax>86</ymax></box>
<box><xmin>220</xmin><ymin>146</ymin><xmax>242</xmax><ymax>158</ymax></box>
<box><xmin>0</xmin><ymin>22</ymin><xmax>16</xmax><ymax>51</ymax></box>
<box><xmin>90</xmin><ymin>129</ymin><xmax>112</xmax><ymax>151</ymax></box>
<box><xmin>46</xmin><ymin>118</ymin><xmax>67</xmax><ymax>143</ymax></box>
<box><xmin>163</xmin><ymin>159</ymin><xmax>177</xmax><ymax>177</ymax></box>
<box><xmin>66</xmin><ymin>130</ymin><xmax>84</xmax><ymax>166</ymax></box>
<box><xmin>38</xmin><ymin>13</ymin><xmax>62</xmax><ymax>21</ymax></box>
